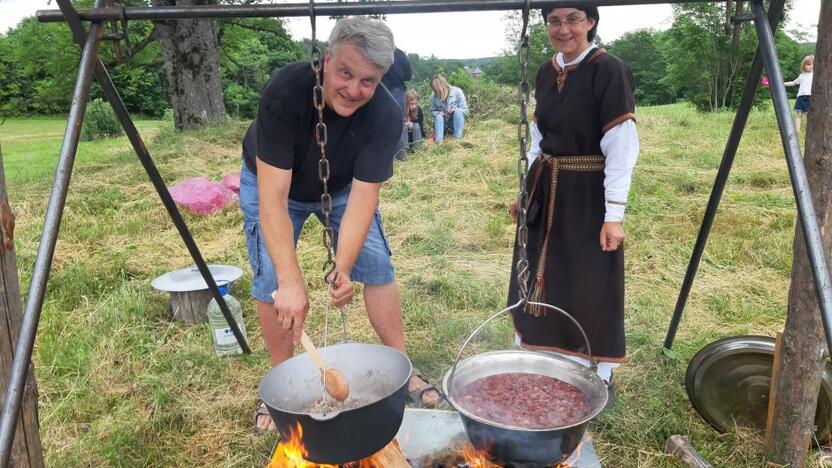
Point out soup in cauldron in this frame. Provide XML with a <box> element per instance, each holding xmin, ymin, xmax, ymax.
<box><xmin>456</xmin><ymin>372</ymin><xmax>590</xmax><ymax>429</ymax></box>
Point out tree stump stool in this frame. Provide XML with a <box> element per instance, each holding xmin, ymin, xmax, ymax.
<box><xmin>151</xmin><ymin>264</ymin><xmax>243</xmax><ymax>326</ymax></box>
<box><xmin>170</xmin><ymin>289</ymin><xmax>214</xmax><ymax>325</ymax></box>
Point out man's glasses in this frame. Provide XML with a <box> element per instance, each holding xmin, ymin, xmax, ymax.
<box><xmin>546</xmin><ymin>16</ymin><xmax>587</xmax><ymax>28</ymax></box>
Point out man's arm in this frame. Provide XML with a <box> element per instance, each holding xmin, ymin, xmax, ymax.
<box><xmin>256</xmin><ymin>157</ymin><xmax>309</xmax><ymax>343</ymax></box>
<box><xmin>328</xmin><ymin>179</ymin><xmax>382</xmax><ymax>307</ymax></box>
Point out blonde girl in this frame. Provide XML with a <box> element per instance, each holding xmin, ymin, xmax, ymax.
<box><xmin>784</xmin><ymin>55</ymin><xmax>814</xmax><ymax>132</ymax></box>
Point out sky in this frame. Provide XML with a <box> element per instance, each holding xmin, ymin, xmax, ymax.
<box><xmin>0</xmin><ymin>0</ymin><xmax>822</xmax><ymax>59</ymax></box>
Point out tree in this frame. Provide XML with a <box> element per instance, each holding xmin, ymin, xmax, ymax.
<box><xmin>607</xmin><ymin>29</ymin><xmax>675</xmax><ymax>105</ymax></box>
<box><xmin>152</xmin><ymin>0</ymin><xmax>226</xmax><ymax>130</ymax></box>
<box><xmin>766</xmin><ymin>1</ymin><xmax>831</xmax><ymax>464</ymax></box>
<box><xmin>483</xmin><ymin>11</ymin><xmax>554</xmax><ymax>86</ymax></box>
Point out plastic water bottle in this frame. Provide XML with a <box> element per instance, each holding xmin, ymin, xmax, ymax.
<box><xmin>207</xmin><ymin>283</ymin><xmax>246</xmax><ymax>356</ymax></box>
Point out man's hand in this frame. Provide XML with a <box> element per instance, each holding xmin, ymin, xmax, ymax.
<box><xmin>600</xmin><ymin>222</ymin><xmax>625</xmax><ymax>252</ymax></box>
<box><xmin>272</xmin><ymin>281</ymin><xmax>309</xmax><ymax>343</ymax></box>
<box><xmin>328</xmin><ymin>271</ymin><xmax>355</xmax><ymax>308</ymax></box>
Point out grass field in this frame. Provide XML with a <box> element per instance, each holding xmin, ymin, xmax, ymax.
<box><xmin>0</xmin><ymin>107</ymin><xmax>822</xmax><ymax>467</ymax></box>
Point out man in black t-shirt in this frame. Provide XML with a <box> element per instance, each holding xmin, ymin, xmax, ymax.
<box><xmin>239</xmin><ymin>17</ymin><xmax>440</xmax><ymax>432</ymax></box>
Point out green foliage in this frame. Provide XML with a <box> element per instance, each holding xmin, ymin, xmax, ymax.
<box><xmin>607</xmin><ymin>30</ymin><xmax>675</xmax><ymax>106</ymax></box>
<box><xmin>82</xmin><ymin>98</ymin><xmax>124</xmax><ymax>141</ymax></box>
<box><xmin>483</xmin><ymin>12</ymin><xmax>555</xmax><ymax>86</ymax></box>
<box><xmin>407</xmin><ymin>53</ymin><xmax>466</xmax><ymax>84</ymax></box>
<box><xmin>218</xmin><ymin>18</ymin><xmax>303</xmax><ymax>118</ymax></box>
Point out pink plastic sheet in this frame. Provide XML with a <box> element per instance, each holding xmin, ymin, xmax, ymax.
<box><xmin>169</xmin><ymin>177</ymin><xmax>238</xmax><ymax>215</ymax></box>
<box><xmin>221</xmin><ymin>172</ymin><xmax>241</xmax><ymax>194</ymax></box>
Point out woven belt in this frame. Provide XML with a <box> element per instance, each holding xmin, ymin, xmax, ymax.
<box><xmin>525</xmin><ymin>154</ymin><xmax>605</xmax><ymax>316</ymax></box>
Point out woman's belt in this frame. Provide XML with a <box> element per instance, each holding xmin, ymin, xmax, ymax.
<box><xmin>525</xmin><ymin>154</ymin><xmax>605</xmax><ymax>317</ymax></box>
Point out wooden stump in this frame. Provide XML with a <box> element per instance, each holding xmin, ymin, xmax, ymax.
<box><xmin>0</xmin><ymin>144</ymin><xmax>44</xmax><ymax>467</ymax></box>
<box><xmin>170</xmin><ymin>289</ymin><xmax>213</xmax><ymax>325</ymax></box>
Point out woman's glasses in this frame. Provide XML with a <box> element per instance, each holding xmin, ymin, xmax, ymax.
<box><xmin>546</xmin><ymin>16</ymin><xmax>587</xmax><ymax>29</ymax></box>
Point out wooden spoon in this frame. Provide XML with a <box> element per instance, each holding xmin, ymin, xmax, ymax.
<box><xmin>271</xmin><ymin>290</ymin><xmax>349</xmax><ymax>401</ymax></box>
<box><xmin>300</xmin><ymin>331</ymin><xmax>350</xmax><ymax>401</ymax></box>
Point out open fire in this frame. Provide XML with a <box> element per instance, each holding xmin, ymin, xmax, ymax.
<box><xmin>268</xmin><ymin>422</ymin><xmax>585</xmax><ymax>468</ymax></box>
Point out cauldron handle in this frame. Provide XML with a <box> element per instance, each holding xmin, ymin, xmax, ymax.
<box><xmin>447</xmin><ymin>301</ymin><xmax>596</xmax><ymax>396</ymax></box>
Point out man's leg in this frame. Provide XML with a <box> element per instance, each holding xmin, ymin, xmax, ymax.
<box><xmin>240</xmin><ymin>163</ymin><xmax>310</xmax><ymax>431</ymax></box>
<box><xmin>365</xmin><ymin>281</ymin><xmax>441</xmax><ymax>407</ymax></box>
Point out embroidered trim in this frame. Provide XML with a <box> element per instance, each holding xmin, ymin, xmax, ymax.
<box><xmin>587</xmin><ymin>48</ymin><xmax>607</xmax><ymax>62</ymax></box>
<box><xmin>602</xmin><ymin>112</ymin><xmax>636</xmax><ymax>133</ymax></box>
<box><xmin>525</xmin><ymin>154</ymin><xmax>605</xmax><ymax>317</ymax></box>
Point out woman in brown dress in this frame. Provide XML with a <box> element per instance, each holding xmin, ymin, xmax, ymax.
<box><xmin>508</xmin><ymin>4</ymin><xmax>639</xmax><ymax>385</ymax></box>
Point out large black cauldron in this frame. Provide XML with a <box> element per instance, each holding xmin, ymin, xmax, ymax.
<box><xmin>259</xmin><ymin>342</ymin><xmax>412</xmax><ymax>464</ymax></box>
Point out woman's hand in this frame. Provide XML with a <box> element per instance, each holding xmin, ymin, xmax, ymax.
<box><xmin>599</xmin><ymin>222</ymin><xmax>625</xmax><ymax>252</ymax></box>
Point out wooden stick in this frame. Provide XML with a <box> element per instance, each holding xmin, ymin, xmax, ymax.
<box><xmin>765</xmin><ymin>332</ymin><xmax>784</xmax><ymax>449</ymax></box>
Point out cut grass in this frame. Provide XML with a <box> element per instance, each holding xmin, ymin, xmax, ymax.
<box><xmin>1</xmin><ymin>104</ymin><xmax>823</xmax><ymax>466</ymax></box>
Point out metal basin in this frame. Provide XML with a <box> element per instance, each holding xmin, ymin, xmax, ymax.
<box><xmin>259</xmin><ymin>342</ymin><xmax>412</xmax><ymax>464</ymax></box>
<box><xmin>443</xmin><ymin>349</ymin><xmax>608</xmax><ymax>465</ymax></box>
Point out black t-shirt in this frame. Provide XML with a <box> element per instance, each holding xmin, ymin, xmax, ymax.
<box><xmin>242</xmin><ymin>61</ymin><xmax>401</xmax><ymax>202</ymax></box>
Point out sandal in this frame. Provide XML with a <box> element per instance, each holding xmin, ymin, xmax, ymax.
<box><xmin>407</xmin><ymin>368</ymin><xmax>444</xmax><ymax>409</ymax></box>
<box><xmin>253</xmin><ymin>400</ymin><xmax>276</xmax><ymax>434</ymax></box>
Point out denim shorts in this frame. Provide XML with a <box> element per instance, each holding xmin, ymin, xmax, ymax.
<box><xmin>795</xmin><ymin>95</ymin><xmax>811</xmax><ymax>113</ymax></box>
<box><xmin>239</xmin><ymin>164</ymin><xmax>395</xmax><ymax>303</ymax></box>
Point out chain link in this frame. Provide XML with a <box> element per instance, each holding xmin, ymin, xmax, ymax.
<box><xmin>514</xmin><ymin>0</ymin><xmax>532</xmax><ymax>303</ymax></box>
<box><xmin>309</xmin><ymin>0</ymin><xmax>337</xmax><ymax>283</ymax></box>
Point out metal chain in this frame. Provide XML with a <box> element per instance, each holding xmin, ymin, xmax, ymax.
<box><xmin>514</xmin><ymin>0</ymin><xmax>532</xmax><ymax>303</ymax></box>
<box><xmin>309</xmin><ymin>0</ymin><xmax>349</xmax><ymax>345</ymax></box>
<box><xmin>309</xmin><ymin>0</ymin><xmax>336</xmax><ymax>283</ymax></box>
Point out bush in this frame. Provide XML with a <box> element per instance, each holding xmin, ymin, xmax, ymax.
<box><xmin>81</xmin><ymin>98</ymin><xmax>123</xmax><ymax>141</ymax></box>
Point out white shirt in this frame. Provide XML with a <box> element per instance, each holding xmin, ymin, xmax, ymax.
<box><xmin>527</xmin><ymin>45</ymin><xmax>639</xmax><ymax>222</ymax></box>
<box><xmin>793</xmin><ymin>72</ymin><xmax>813</xmax><ymax>97</ymax></box>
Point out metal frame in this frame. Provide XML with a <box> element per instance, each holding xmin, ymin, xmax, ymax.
<box><xmin>1</xmin><ymin>0</ymin><xmax>827</xmax><ymax>465</ymax></box>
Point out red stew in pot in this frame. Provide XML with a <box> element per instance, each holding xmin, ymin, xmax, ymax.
<box><xmin>457</xmin><ymin>372</ymin><xmax>590</xmax><ymax>429</ymax></box>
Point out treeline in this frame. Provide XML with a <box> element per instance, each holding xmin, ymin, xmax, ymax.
<box><xmin>483</xmin><ymin>4</ymin><xmax>814</xmax><ymax>111</ymax></box>
<box><xmin>0</xmin><ymin>2</ymin><xmax>815</xmax><ymax>119</ymax></box>
<box><xmin>0</xmin><ymin>12</ymin><xmax>472</xmax><ymax>120</ymax></box>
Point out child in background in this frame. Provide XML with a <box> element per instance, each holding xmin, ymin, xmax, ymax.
<box><xmin>404</xmin><ymin>89</ymin><xmax>424</xmax><ymax>151</ymax></box>
<box><xmin>784</xmin><ymin>55</ymin><xmax>814</xmax><ymax>132</ymax></box>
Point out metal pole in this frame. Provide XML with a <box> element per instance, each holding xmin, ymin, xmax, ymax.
<box><xmin>752</xmin><ymin>0</ymin><xmax>832</xmax><ymax>353</ymax></box>
<box><xmin>38</xmin><ymin>0</ymin><xmax>713</xmax><ymax>22</ymax></box>
<box><xmin>662</xmin><ymin>0</ymin><xmax>785</xmax><ymax>349</ymax></box>
<box><xmin>0</xmin><ymin>11</ymin><xmax>102</xmax><ymax>468</ymax></box>
<box><xmin>55</xmin><ymin>1</ymin><xmax>252</xmax><ymax>354</ymax></box>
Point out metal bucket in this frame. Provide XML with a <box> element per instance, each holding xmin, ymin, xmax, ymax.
<box><xmin>442</xmin><ymin>302</ymin><xmax>608</xmax><ymax>466</ymax></box>
<box><xmin>259</xmin><ymin>342</ymin><xmax>412</xmax><ymax>464</ymax></box>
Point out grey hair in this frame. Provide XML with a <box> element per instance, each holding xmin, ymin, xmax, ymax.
<box><xmin>327</xmin><ymin>17</ymin><xmax>395</xmax><ymax>73</ymax></box>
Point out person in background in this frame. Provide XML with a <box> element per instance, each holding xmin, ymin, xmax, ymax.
<box><xmin>404</xmin><ymin>89</ymin><xmax>424</xmax><ymax>152</ymax></box>
<box><xmin>239</xmin><ymin>17</ymin><xmax>441</xmax><ymax>433</ymax></box>
<box><xmin>430</xmin><ymin>74</ymin><xmax>468</xmax><ymax>142</ymax></box>
<box><xmin>784</xmin><ymin>54</ymin><xmax>814</xmax><ymax>133</ymax></box>
<box><xmin>381</xmin><ymin>47</ymin><xmax>413</xmax><ymax>159</ymax></box>
<box><xmin>507</xmin><ymin>3</ymin><xmax>639</xmax><ymax>398</ymax></box>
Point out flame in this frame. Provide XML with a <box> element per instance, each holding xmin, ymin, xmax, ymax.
<box><xmin>460</xmin><ymin>444</ymin><xmax>500</xmax><ymax>468</ymax></box>
<box><xmin>556</xmin><ymin>435</ymin><xmax>588</xmax><ymax>468</ymax></box>
<box><xmin>269</xmin><ymin>423</ymin><xmax>337</xmax><ymax>468</ymax></box>
<box><xmin>268</xmin><ymin>423</ymin><xmax>405</xmax><ymax>468</ymax></box>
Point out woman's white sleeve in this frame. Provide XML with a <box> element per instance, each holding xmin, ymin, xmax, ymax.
<box><xmin>526</xmin><ymin>121</ymin><xmax>543</xmax><ymax>170</ymax></box>
<box><xmin>600</xmin><ymin>119</ymin><xmax>639</xmax><ymax>222</ymax></box>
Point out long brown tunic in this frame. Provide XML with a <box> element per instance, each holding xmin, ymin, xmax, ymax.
<box><xmin>507</xmin><ymin>48</ymin><xmax>636</xmax><ymax>362</ymax></box>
